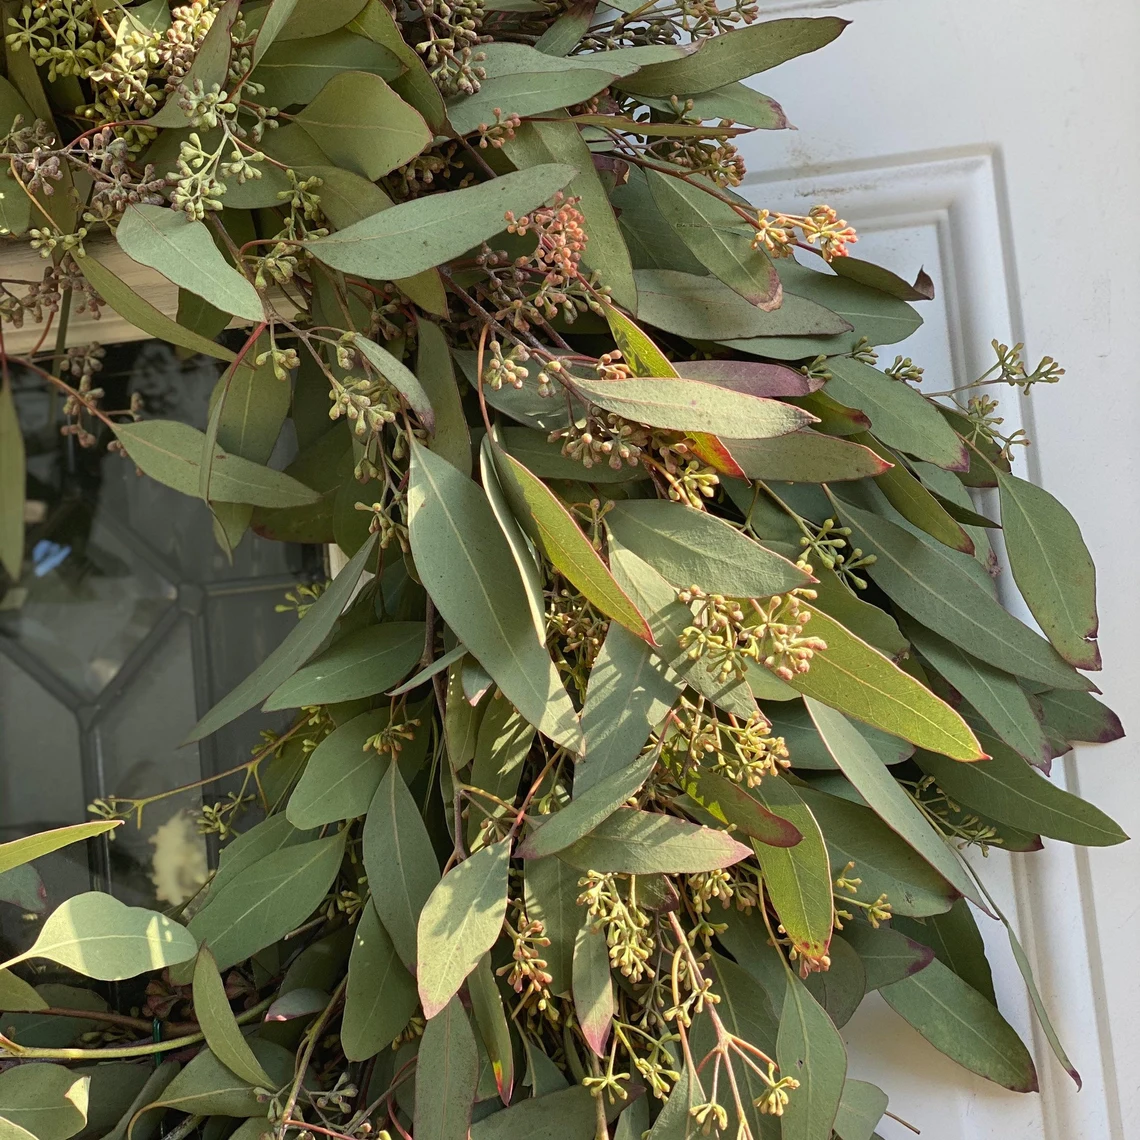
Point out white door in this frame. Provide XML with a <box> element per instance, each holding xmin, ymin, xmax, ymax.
<box><xmin>734</xmin><ymin>2</ymin><xmax>1139</xmax><ymax>1137</ymax></box>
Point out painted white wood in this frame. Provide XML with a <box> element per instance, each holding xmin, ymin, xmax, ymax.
<box><xmin>735</xmin><ymin>2</ymin><xmax>1138</xmax><ymax>1137</ymax></box>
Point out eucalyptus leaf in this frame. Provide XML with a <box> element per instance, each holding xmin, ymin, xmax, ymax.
<box><xmin>880</xmin><ymin>959</ymin><xmax>1038</xmax><ymax>1092</ymax></box>
<box><xmin>188</xmin><ymin>834</ymin><xmax>346</xmax><ymax>970</ymax></box>
<box><xmin>469</xmin><ymin>1087</ymin><xmax>596</xmax><ymax>1140</ymax></box>
<box><xmin>556</xmin><ymin>808</ymin><xmax>752</xmax><ymax>874</ymax></box>
<box><xmin>416</xmin><ymin>995</ymin><xmax>479</xmax><ymax>1140</ymax></box>
<box><xmin>777</xmin><ymin>973</ymin><xmax>848</xmax><ymax>1140</ymax></box>
<box><xmin>408</xmin><ymin>439</ymin><xmax>582</xmax><ymax>748</ymax></box>
<box><xmin>0</xmin><ymin>1065</ymin><xmax>88</xmax><ymax>1140</ymax></box>
<box><xmin>833</xmin><ymin>1080</ymin><xmax>889</xmax><ymax>1140</ymax></box>
<box><xmin>116</xmin><ymin>204</ymin><xmax>262</xmax><ymax>320</ymax></box>
<box><xmin>997</xmin><ymin>468</ymin><xmax>1100</xmax><ymax>669</ymax></box>
<box><xmin>363</xmin><ymin>764</ymin><xmax>441</xmax><ymax>970</ymax></box>
<box><xmin>341</xmin><ymin>904</ymin><xmax>418</xmax><ymax>1059</ymax></box>
<box><xmin>0</xmin><ymin>821</ymin><xmax>121</xmax><ymax>876</ymax></box>
<box><xmin>75</xmin><ymin>250</ymin><xmax>237</xmax><ymax>361</ymax></box>
<box><xmin>252</xmin><ymin>30</ymin><xmax>403</xmax><ymax>107</ymax></box>
<box><xmin>447</xmin><ymin>70</ymin><xmax>618</xmax><ymax>136</ymax></box>
<box><xmin>605</xmin><ymin>498</ymin><xmax>810</xmax><ymax>598</ymax></box>
<box><xmin>839</xmin><ymin>922</ymin><xmax>935</xmax><ymax>990</ymax></box>
<box><xmin>573</xmin><ymin>919</ymin><xmax>614</xmax><ymax>1056</ymax></box>
<box><xmin>725</xmin><ymin>431</ymin><xmax>891</xmax><ymax>482</ymax></box>
<box><xmin>264</xmin><ymin>621</ymin><xmax>423</xmax><ymax>708</ymax></box>
<box><xmin>468</xmin><ymin>954</ymin><xmax>515</xmax><ymax>1101</ymax></box>
<box><xmin>143</xmin><ymin>1040</ymin><xmax>295</xmax><ymax>1116</ymax></box>
<box><xmin>192</xmin><ymin>946</ymin><xmax>274</xmax><ymax>1089</ymax></box>
<box><xmin>417</xmin><ymin>839</ymin><xmax>512</xmax><ymax>1018</ymax></box>
<box><xmin>3</xmin><ymin>893</ymin><xmax>197</xmax><ymax>980</ymax></box>
<box><xmin>114</xmin><ymin>420</ymin><xmax>320</xmax><ymax>508</ymax></box>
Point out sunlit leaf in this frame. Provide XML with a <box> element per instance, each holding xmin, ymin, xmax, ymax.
<box><xmin>3</xmin><ymin>893</ymin><xmax>197</xmax><ymax>980</ymax></box>
<box><xmin>0</xmin><ymin>1064</ymin><xmax>88</xmax><ymax>1140</ymax></box>
<box><xmin>0</xmin><ymin>821</ymin><xmax>121</xmax><ymax>876</ymax></box>
<box><xmin>573</xmin><ymin>919</ymin><xmax>614</xmax><ymax>1056</ymax></box>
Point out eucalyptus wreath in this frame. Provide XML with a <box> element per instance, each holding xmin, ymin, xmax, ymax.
<box><xmin>0</xmin><ymin>2</ymin><xmax>1125</xmax><ymax>1140</ymax></box>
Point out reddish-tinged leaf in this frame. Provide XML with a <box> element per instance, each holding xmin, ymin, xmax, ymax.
<box><xmin>679</xmin><ymin>358</ymin><xmax>825</xmax><ymax>398</ymax></box>
<box><xmin>694</xmin><ymin>770</ymin><xmax>803</xmax><ymax>848</ymax></box>
<box><xmin>573</xmin><ymin>921</ymin><xmax>614</xmax><ymax>1057</ymax></box>
<box><xmin>687</xmin><ymin>433</ymin><xmax>747</xmax><ymax>477</ymax></box>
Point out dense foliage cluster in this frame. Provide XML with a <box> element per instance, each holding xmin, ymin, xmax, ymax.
<box><xmin>0</xmin><ymin>2</ymin><xmax>1125</xmax><ymax>1140</ymax></box>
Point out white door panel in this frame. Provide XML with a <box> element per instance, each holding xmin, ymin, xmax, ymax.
<box><xmin>735</xmin><ymin>3</ymin><xmax>1138</xmax><ymax>1137</ymax></box>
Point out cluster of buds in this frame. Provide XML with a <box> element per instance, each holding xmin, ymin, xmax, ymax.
<box><xmin>885</xmin><ymin>354</ymin><xmax>924</xmax><ymax>384</ymax></box>
<box><xmin>550</xmin><ymin>407</ymin><xmax>651</xmax><ymax>470</ymax></box>
<box><xmin>578</xmin><ymin>871</ymin><xmax>655</xmax><ymax>983</ymax></box>
<box><xmin>477</xmin><ymin>108</ymin><xmax>522</xmax><ymax>149</ymax></box>
<box><xmin>498</xmin><ymin>908</ymin><xmax>555</xmax><ymax>1013</ymax></box>
<box><xmin>363</xmin><ymin>713</ymin><xmax>421</xmax><ymax>757</ymax></box>
<box><xmin>327</xmin><ymin>372</ymin><xmax>402</xmax><ymax>439</ymax></box>
<box><xmin>664</xmin><ymin>701</ymin><xmax>789</xmax><ymax>788</ymax></box>
<box><xmin>752</xmin><ymin>204</ymin><xmax>857</xmax><ymax>262</ymax></box>
<box><xmin>196</xmin><ymin>791</ymin><xmax>255</xmax><ymax>840</ymax></box>
<box><xmin>677</xmin><ymin>585</ymin><xmax>826</xmax><ymax>683</ymax></box>
<box><xmin>390</xmin><ymin>144</ymin><xmax>467</xmax><ymax>200</ymax></box>
<box><xmin>274</xmin><ymin>581</ymin><xmax>328</xmax><ymax>620</ymax></box>
<box><xmin>354</xmin><ymin>497</ymin><xmax>410</xmax><ymax>551</ymax></box>
<box><xmin>798</xmin><ymin>520</ymin><xmax>876</xmax><ymax>589</ymax></box>
<box><xmin>414</xmin><ymin>0</ymin><xmax>487</xmax><ymax>97</ymax></box>
<box><xmin>254</xmin><ymin>345</ymin><xmax>300</xmax><ymax>382</ymax></box>
<box><xmin>989</xmin><ymin>338</ymin><xmax>1064</xmax><ymax>392</ymax></box>
<box><xmin>28</xmin><ymin>226</ymin><xmax>87</xmax><ymax>259</ymax></box>
<box><xmin>965</xmin><ymin>394</ymin><xmax>1028</xmax><ymax>461</ymax></box>
<box><xmin>655</xmin><ymin>99</ymin><xmax>745</xmax><ymax>187</ymax></box>
<box><xmin>833</xmin><ymin>861</ymin><xmax>892</xmax><ymax>929</ymax></box>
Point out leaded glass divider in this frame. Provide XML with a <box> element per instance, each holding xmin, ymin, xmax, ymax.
<box><xmin>0</xmin><ymin>338</ymin><xmax>321</xmax><ymax>961</ymax></box>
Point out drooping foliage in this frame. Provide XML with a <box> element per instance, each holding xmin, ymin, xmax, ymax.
<box><xmin>0</xmin><ymin>2</ymin><xmax>1124</xmax><ymax>1139</ymax></box>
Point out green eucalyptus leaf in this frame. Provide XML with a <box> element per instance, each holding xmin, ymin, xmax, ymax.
<box><xmin>495</xmin><ymin>447</ymin><xmax>652</xmax><ymax>641</ymax></box>
<box><xmin>0</xmin><ymin>1065</ymin><xmax>88</xmax><ymax>1140</ymax></box>
<box><xmin>417</xmin><ymin>839</ymin><xmax>512</xmax><ymax>1019</ymax></box>
<box><xmin>113</xmin><ymin>420</ymin><xmax>319</xmax><ymax>508</ymax></box>
<box><xmin>833</xmin><ymin>1080</ymin><xmax>889</xmax><ymax>1140</ymax></box>
<box><xmin>251</xmin><ymin>0</ymin><xmax>300</xmax><ymax>63</ymax></box>
<box><xmin>805</xmin><ymin>700</ymin><xmax>987</xmax><ymax>908</ymax></box>
<box><xmin>207</xmin><ymin>815</ymin><xmax>317</xmax><ymax>899</ymax></box>
<box><xmin>996</xmin><ymin>469</ymin><xmax>1100</xmax><ymax>669</ymax></box>
<box><xmin>468</xmin><ymin>954</ymin><xmax>515</xmax><ymax>1101</ymax></box>
<box><xmin>287</xmin><ymin>708</ymin><xmax>424</xmax><ymax>828</ymax></box>
<box><xmin>467</xmin><ymin>693</ymin><xmax>535</xmax><ymax>846</ymax></box>
<box><xmin>893</xmin><ymin>900</ymin><xmax>996</xmax><ymax>1004</ymax></box>
<box><xmin>417</xmin><ymin>321</ymin><xmax>471</xmax><ymax>474</ymax></box>
<box><xmin>252</xmin><ymin>30</ymin><xmax>403</xmax><ymax>107</ymax></box>
<box><xmin>834</xmin><ymin>495</ymin><xmax>1093</xmax><ymax>691</ymax></box>
<box><xmin>306</xmin><ymin>165</ymin><xmax>577</xmax><ymax>279</ymax></box>
<box><xmin>608</xmin><ymin>538</ymin><xmax>757</xmax><ymax>719</ymax></box>
<box><xmin>192</xmin><ymin>946</ymin><xmax>274</xmax><ymax>1089</ymax></box>
<box><xmin>839</xmin><ymin>922</ymin><xmax>935</xmax><ymax>990</ymax></box>
<box><xmin>3</xmin><ymin>893</ymin><xmax>196</xmax><ymax>980</ymax></box>
<box><xmin>295</xmin><ymin>71</ymin><xmax>430</xmax><ymax>180</ymax></box>
<box><xmin>469</xmin><ymin>1087</ymin><xmax>596</xmax><ymax>1140</ymax></box>
<box><xmin>783</xmin><ymin>606</ymin><xmax>983</xmax><ymax>760</ymax></box>
<box><xmin>634</xmin><ymin>268</ymin><xmax>850</xmax><ymax>341</ymax></box>
<box><xmin>645</xmin><ymin>82</ymin><xmax>788</xmax><ymax>128</ymax></box>
<box><xmin>519</xmin><ymin>750</ymin><xmax>658</xmax><ymax>860</ymax></box>
<box><xmin>353</xmin><ymin>334</ymin><xmax>435</xmax><ymax>431</ymax></box>
<box><xmin>75</xmin><ymin>250</ymin><xmax>237</xmax><ymax>361</ymax></box>
<box><xmin>916</xmin><ymin>738</ymin><xmax>1127</xmax><ymax>846</ymax></box>
<box><xmin>725</xmin><ymin>432</ymin><xmax>891</xmax><ymax>482</ymax></box>
<box><xmin>767</xmin><ymin>699</ymin><xmax>912</xmax><ymax>771</ymax></box>
<box><xmin>1036</xmin><ymin>687</ymin><xmax>1123</xmax><ymax>746</ymax></box>
<box><xmin>825</xmin><ymin>358</ymin><xmax>967</xmax><ymax>470</ymax></box>
<box><xmin>363</xmin><ymin>764</ymin><xmax>441</xmax><ymax>970</ymax></box>
<box><xmin>572</xmin><ymin>919</ymin><xmax>614</xmax><ymax>1056</ymax></box>
<box><xmin>577</xmin><ymin>622</ymin><xmax>681</xmax><ymax>798</ymax></box>
<box><xmin>777</xmin><ymin>973</ymin><xmax>847</xmax><ymax>1140</ymax></box>
<box><xmin>904</xmin><ymin>621</ymin><xmax>1051</xmax><ymax>768</ymax></box>
<box><xmin>264</xmin><ymin>622</ymin><xmax>424</xmax><ymax>709</ymax></box>
<box><xmin>0</xmin><ymin>821</ymin><xmax>121</xmax><ymax>876</ymax></box>
<box><xmin>277</xmin><ymin>0</ymin><xmax>368</xmax><ymax>39</ymax></box>
<box><xmin>344</xmin><ymin>902</ymin><xmax>421</xmax><ymax>1062</ymax></box>
<box><xmin>880</xmin><ymin>959</ymin><xmax>1038</xmax><ymax>1092</ymax></box>
<box><xmin>647</xmin><ymin>169</ymin><xmax>780</xmax><ymax>307</ymax></box>
<box><xmin>605</xmin><ymin>498</ymin><xmax>810</xmax><ymax>598</ymax></box>
<box><xmin>188</xmin><ymin>834</ymin><xmax>346</xmax><ymax>970</ymax></box>
<box><xmin>693</xmin><ymin>769</ymin><xmax>803</xmax><ymax>847</ymax></box>
<box><xmin>556</xmin><ymin>808</ymin><xmax>751</xmax><ymax>874</ymax></box>
<box><xmin>415</xmin><ymin>995</ymin><xmax>479</xmax><ymax>1140</ymax></box>
<box><xmin>408</xmin><ymin>439</ymin><xmax>581</xmax><ymax>748</ymax></box>
<box><xmin>749</xmin><ymin>776</ymin><xmax>833</xmax><ymax>965</ymax></box>
<box><xmin>617</xmin><ymin>16</ymin><xmax>847</xmax><ymax>96</ymax></box>
<box><xmin>115</xmin><ymin>203</ymin><xmax>262</xmax><ymax>320</ymax></box>
<box><xmin>795</xmin><ymin>787</ymin><xmax>956</xmax><ymax>919</ymax></box>
<box><xmin>0</xmin><ymin>78</ymin><xmax>32</xmax><ymax>236</ymax></box>
<box><xmin>524</xmin><ymin>856</ymin><xmax>580</xmax><ymax>997</ymax></box>
<box><xmin>447</xmin><ymin>69</ymin><xmax>617</xmax><ymax>136</ymax></box>
<box><xmin>185</xmin><ymin>533</ymin><xmax>376</xmax><ymax>743</ymax></box>
<box><xmin>0</xmin><ymin>969</ymin><xmax>46</xmax><ymax>1012</ymax></box>
<box><xmin>143</xmin><ymin>1040</ymin><xmax>294</xmax><ymax>1116</ymax></box>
